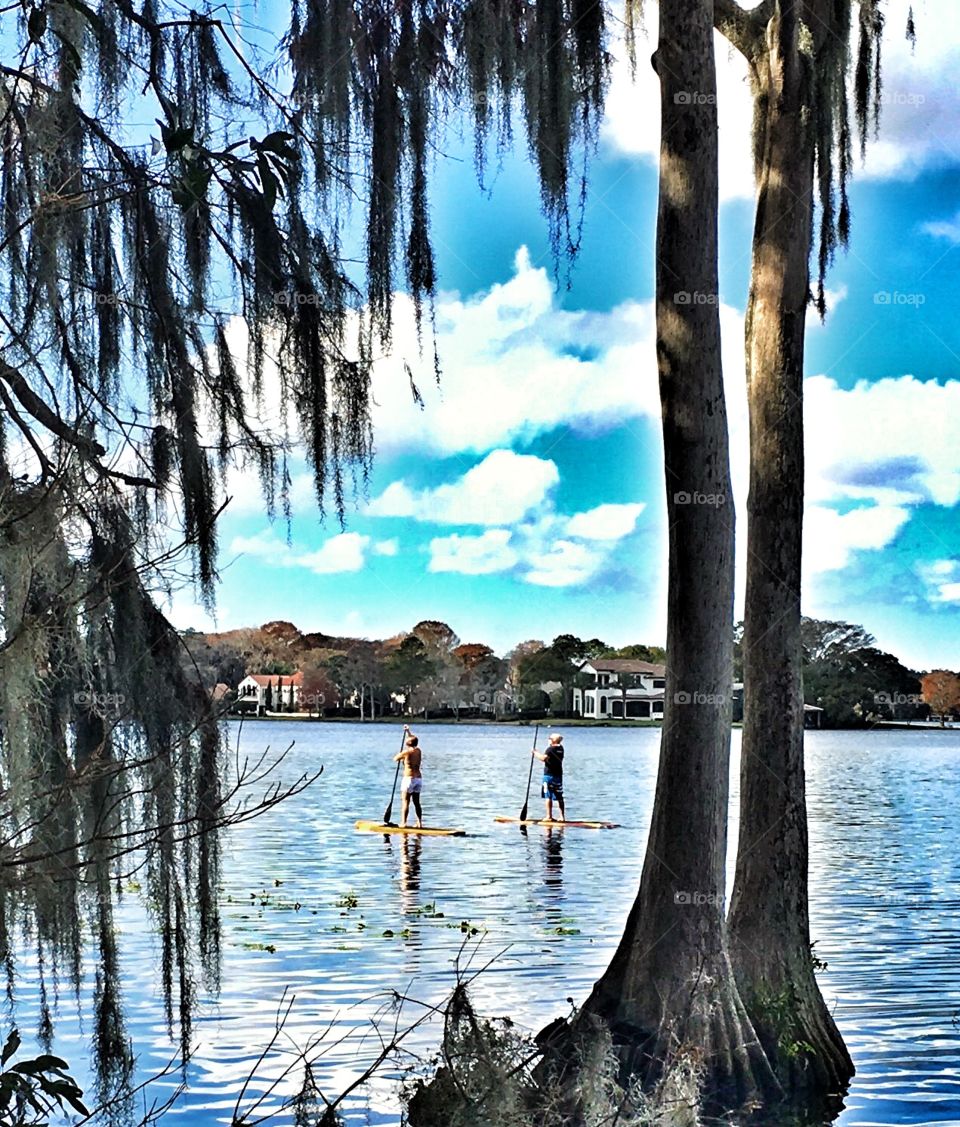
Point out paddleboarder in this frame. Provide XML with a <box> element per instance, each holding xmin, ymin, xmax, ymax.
<box><xmin>534</xmin><ymin>732</ymin><xmax>565</xmax><ymax>822</ymax></box>
<box><xmin>394</xmin><ymin>725</ymin><xmax>423</xmax><ymax>829</ymax></box>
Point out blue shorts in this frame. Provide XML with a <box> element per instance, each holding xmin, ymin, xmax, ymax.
<box><xmin>541</xmin><ymin>776</ymin><xmax>563</xmax><ymax>801</ymax></box>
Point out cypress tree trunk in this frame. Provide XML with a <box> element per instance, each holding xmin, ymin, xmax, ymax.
<box><xmin>551</xmin><ymin>1</ymin><xmax>779</xmax><ymax>1113</ymax></box>
<box><xmin>724</xmin><ymin>0</ymin><xmax>855</xmax><ymax>1104</ymax></box>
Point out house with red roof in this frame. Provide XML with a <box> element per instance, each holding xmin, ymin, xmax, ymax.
<box><xmin>236</xmin><ymin>671</ymin><xmax>304</xmax><ymax>714</ymax></box>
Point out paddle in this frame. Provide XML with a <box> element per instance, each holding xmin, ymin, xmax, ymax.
<box><xmin>383</xmin><ymin>727</ymin><xmax>407</xmax><ymax>825</ymax></box>
<box><xmin>519</xmin><ymin>723</ymin><xmax>540</xmax><ymax>822</ymax></box>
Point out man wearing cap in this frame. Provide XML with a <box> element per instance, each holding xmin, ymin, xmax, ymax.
<box><xmin>534</xmin><ymin>732</ymin><xmax>566</xmax><ymax>822</ymax></box>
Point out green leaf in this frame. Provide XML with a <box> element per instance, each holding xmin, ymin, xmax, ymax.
<box><xmin>258</xmin><ymin>131</ymin><xmax>298</xmax><ymax>160</ymax></box>
<box><xmin>1</xmin><ymin>1029</ymin><xmax>20</xmax><ymax>1066</ymax></box>
<box><xmin>65</xmin><ymin>1090</ymin><xmax>90</xmax><ymax>1116</ymax></box>
<box><xmin>29</xmin><ymin>1054</ymin><xmax>69</xmax><ymax>1072</ymax></box>
<box><xmin>156</xmin><ymin>120</ymin><xmax>195</xmax><ymax>154</ymax></box>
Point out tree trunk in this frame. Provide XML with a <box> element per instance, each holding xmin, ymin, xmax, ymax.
<box><xmin>726</xmin><ymin>0</ymin><xmax>854</xmax><ymax>1106</ymax></box>
<box><xmin>541</xmin><ymin>2</ymin><xmax>779</xmax><ymax>1116</ymax></box>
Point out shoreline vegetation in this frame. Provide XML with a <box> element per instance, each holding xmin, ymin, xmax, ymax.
<box><xmin>187</xmin><ymin>615</ymin><xmax>959</xmax><ymax>731</ymax></box>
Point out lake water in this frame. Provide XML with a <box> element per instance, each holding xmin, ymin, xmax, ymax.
<box><xmin>7</xmin><ymin>722</ymin><xmax>960</xmax><ymax>1125</ymax></box>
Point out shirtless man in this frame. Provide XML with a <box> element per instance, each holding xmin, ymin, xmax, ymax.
<box><xmin>394</xmin><ymin>724</ymin><xmax>423</xmax><ymax>828</ymax></box>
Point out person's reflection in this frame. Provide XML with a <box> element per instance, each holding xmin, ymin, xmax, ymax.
<box><xmin>542</xmin><ymin>827</ymin><xmax>563</xmax><ymax>899</ymax></box>
<box><xmin>399</xmin><ymin>834</ymin><xmax>422</xmax><ymax>899</ymax></box>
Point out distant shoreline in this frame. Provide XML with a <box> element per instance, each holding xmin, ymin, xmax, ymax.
<box><xmin>225</xmin><ymin>714</ymin><xmax>665</xmax><ymax>727</ymax></box>
<box><xmin>224</xmin><ymin>715</ymin><xmax>959</xmax><ymax>732</ymax></box>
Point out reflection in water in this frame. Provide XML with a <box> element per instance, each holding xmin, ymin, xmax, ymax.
<box><xmin>2</xmin><ymin>724</ymin><xmax>960</xmax><ymax>1127</ymax></box>
<box><xmin>542</xmin><ymin>829</ymin><xmax>563</xmax><ymax>894</ymax></box>
<box><xmin>398</xmin><ymin>835</ymin><xmax>423</xmax><ymax>911</ymax></box>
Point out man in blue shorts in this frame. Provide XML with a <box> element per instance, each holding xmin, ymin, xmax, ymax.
<box><xmin>534</xmin><ymin>732</ymin><xmax>565</xmax><ymax>822</ymax></box>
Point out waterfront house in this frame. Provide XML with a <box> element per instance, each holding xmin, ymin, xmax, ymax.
<box><xmin>236</xmin><ymin>672</ymin><xmax>304</xmax><ymax>714</ymax></box>
<box><xmin>573</xmin><ymin>659</ymin><xmax>667</xmax><ymax>720</ymax></box>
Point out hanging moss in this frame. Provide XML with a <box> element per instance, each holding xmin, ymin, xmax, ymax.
<box><xmin>0</xmin><ymin>0</ymin><xmax>620</xmax><ymax>1090</ymax></box>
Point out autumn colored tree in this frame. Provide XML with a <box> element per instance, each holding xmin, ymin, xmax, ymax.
<box><xmin>299</xmin><ymin>661</ymin><xmax>338</xmax><ymax>717</ymax></box>
<box><xmin>921</xmin><ymin>671</ymin><xmax>960</xmax><ymax>726</ymax></box>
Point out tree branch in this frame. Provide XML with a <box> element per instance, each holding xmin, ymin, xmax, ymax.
<box><xmin>715</xmin><ymin>0</ymin><xmax>773</xmax><ymax>58</ymax></box>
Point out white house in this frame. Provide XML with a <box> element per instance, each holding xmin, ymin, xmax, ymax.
<box><xmin>236</xmin><ymin>672</ymin><xmax>304</xmax><ymax>714</ymax></box>
<box><xmin>573</xmin><ymin>659</ymin><xmax>666</xmax><ymax>720</ymax></box>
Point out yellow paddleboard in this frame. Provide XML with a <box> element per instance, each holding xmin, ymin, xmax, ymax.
<box><xmin>354</xmin><ymin>820</ymin><xmax>466</xmax><ymax>836</ymax></box>
<box><xmin>493</xmin><ymin>816</ymin><xmax>621</xmax><ymax>829</ymax></box>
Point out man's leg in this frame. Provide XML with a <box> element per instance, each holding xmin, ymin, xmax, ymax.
<box><xmin>556</xmin><ymin>793</ymin><xmax>565</xmax><ymax>822</ymax></box>
<box><xmin>412</xmin><ymin>793</ymin><xmax>423</xmax><ymax>829</ymax></box>
<box><xmin>400</xmin><ymin>791</ymin><xmax>410</xmax><ymax>827</ymax></box>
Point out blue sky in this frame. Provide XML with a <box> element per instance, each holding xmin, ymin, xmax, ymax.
<box><xmin>172</xmin><ymin>0</ymin><xmax>960</xmax><ymax>672</ymax></box>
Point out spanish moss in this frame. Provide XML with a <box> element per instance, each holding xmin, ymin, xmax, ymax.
<box><xmin>0</xmin><ymin>0</ymin><xmax>612</xmax><ymax>1101</ymax></box>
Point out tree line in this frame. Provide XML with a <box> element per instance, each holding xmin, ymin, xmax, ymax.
<box><xmin>183</xmin><ymin>615</ymin><xmax>960</xmax><ymax>729</ymax></box>
<box><xmin>182</xmin><ymin>619</ymin><xmax>668</xmax><ymax>719</ymax></box>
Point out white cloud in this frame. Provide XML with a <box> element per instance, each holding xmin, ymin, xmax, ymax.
<box><xmin>805</xmin><ymin>374</ymin><xmax>960</xmax><ymax>510</ymax></box>
<box><xmin>921</xmin><ymin>210</ymin><xmax>960</xmax><ymax>243</ymax></box>
<box><xmin>857</xmin><ymin>0</ymin><xmax>960</xmax><ymax>184</ymax></box>
<box><xmin>368</xmin><ymin>248</ymin><xmax>660</xmax><ymax>457</ymax></box>
<box><xmin>367</xmin><ymin>449</ymin><xmax>560</xmax><ymax>524</ymax></box>
<box><xmin>426</xmin><ymin>499</ymin><xmax>648</xmax><ymax>587</ymax></box>
<box><xmin>374</xmin><ymin>539</ymin><xmax>400</xmax><ymax>556</ymax></box>
<box><xmin>917</xmin><ymin>559</ymin><xmax>960</xmax><ymax>604</ymax></box>
<box><xmin>296</xmin><ymin>533</ymin><xmax>369</xmax><ymax>574</ymax></box>
<box><xmin>230</xmin><ymin>531</ymin><xmax>287</xmax><ymax>559</ymax></box>
<box><xmin>429</xmin><ymin>530</ymin><xmax>519</xmax><ymax>575</ymax></box>
<box><xmin>525</xmin><ymin>540</ymin><xmax>603</xmax><ymax>587</ymax></box>
<box><xmin>803</xmin><ymin>504</ymin><xmax>911</xmax><ymax>575</ymax></box>
<box><xmin>565</xmin><ymin>502</ymin><xmax>646</xmax><ymax>540</ymax></box>
<box><xmin>229</xmin><ymin>529</ymin><xmax>370</xmax><ymax>574</ymax></box>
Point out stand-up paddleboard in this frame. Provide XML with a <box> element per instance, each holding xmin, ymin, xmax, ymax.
<box><xmin>355</xmin><ymin>820</ymin><xmax>466</xmax><ymax>837</ymax></box>
<box><xmin>494</xmin><ymin>816</ymin><xmax>620</xmax><ymax>830</ymax></box>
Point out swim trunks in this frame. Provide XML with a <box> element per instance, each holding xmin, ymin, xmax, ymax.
<box><xmin>541</xmin><ymin>776</ymin><xmax>563</xmax><ymax>801</ymax></box>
